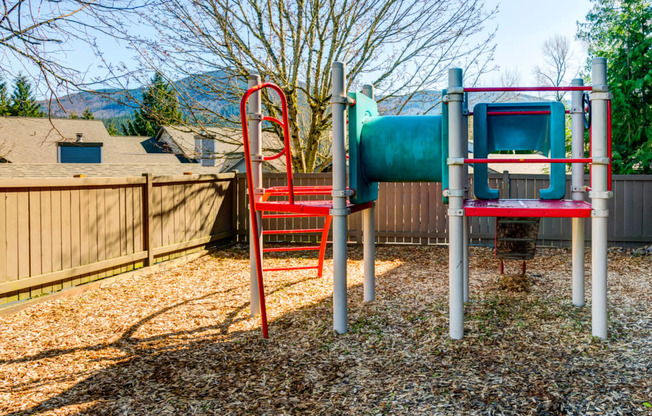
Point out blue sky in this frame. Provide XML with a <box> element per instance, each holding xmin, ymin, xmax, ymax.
<box><xmin>482</xmin><ymin>0</ymin><xmax>594</xmax><ymax>85</ymax></box>
<box><xmin>2</xmin><ymin>0</ymin><xmax>596</xmax><ymax>94</ymax></box>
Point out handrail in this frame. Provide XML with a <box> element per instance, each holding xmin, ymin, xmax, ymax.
<box><xmin>240</xmin><ymin>83</ymin><xmax>295</xmax><ymax>204</ymax></box>
<box><xmin>465</xmin><ymin>158</ymin><xmax>592</xmax><ymax>164</ymax></box>
<box><xmin>239</xmin><ymin>82</ymin><xmax>296</xmax><ymax>338</ymax></box>
<box><xmin>464</xmin><ymin>86</ymin><xmax>593</xmax><ymax>93</ymax></box>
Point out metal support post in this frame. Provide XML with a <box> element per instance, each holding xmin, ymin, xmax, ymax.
<box><xmin>362</xmin><ymin>84</ymin><xmax>376</xmax><ymax>302</ymax></box>
<box><xmin>248</xmin><ymin>75</ymin><xmax>263</xmax><ymax>316</ymax></box>
<box><xmin>463</xmin><ymin>217</ymin><xmax>469</xmax><ymax>303</ymax></box>
<box><xmin>590</xmin><ymin>58</ymin><xmax>610</xmax><ymax>339</ymax></box>
<box><xmin>447</xmin><ymin>68</ymin><xmax>465</xmax><ymax>339</ymax></box>
<box><xmin>363</xmin><ymin>205</ymin><xmax>375</xmax><ymax>302</ymax></box>
<box><xmin>462</xmin><ymin>95</ymin><xmax>470</xmax><ymax>303</ymax></box>
<box><xmin>331</xmin><ymin>62</ymin><xmax>350</xmax><ymax>333</ymax></box>
<box><xmin>571</xmin><ymin>78</ymin><xmax>586</xmax><ymax>307</ymax></box>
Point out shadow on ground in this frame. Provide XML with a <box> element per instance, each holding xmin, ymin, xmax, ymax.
<box><xmin>5</xmin><ymin>247</ymin><xmax>651</xmax><ymax>415</ymax></box>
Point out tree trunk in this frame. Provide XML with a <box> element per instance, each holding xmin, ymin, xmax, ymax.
<box><xmin>286</xmin><ymin>91</ymin><xmax>307</xmax><ymax>172</ymax></box>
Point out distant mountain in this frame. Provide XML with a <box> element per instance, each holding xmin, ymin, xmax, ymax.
<box><xmin>43</xmin><ymin>71</ymin><xmax>553</xmax><ymax>124</ymax></box>
<box><xmin>378</xmin><ymin>90</ymin><xmax>550</xmax><ymax>116</ymax></box>
<box><xmin>41</xmin><ymin>70</ymin><xmax>240</xmax><ymax>121</ymax></box>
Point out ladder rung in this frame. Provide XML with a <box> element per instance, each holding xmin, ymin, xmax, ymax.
<box><xmin>263</xmin><ymin>228</ymin><xmax>324</xmax><ymax>234</ymax></box>
<box><xmin>262</xmin><ymin>213</ymin><xmax>323</xmax><ymax>218</ymax></box>
<box><xmin>498</xmin><ymin>220</ymin><xmax>539</xmax><ymax>225</ymax></box>
<box><xmin>263</xmin><ymin>246</ymin><xmax>321</xmax><ymax>252</ymax></box>
<box><xmin>497</xmin><ymin>254</ymin><xmax>535</xmax><ymax>259</ymax></box>
<box><xmin>263</xmin><ymin>266</ymin><xmax>319</xmax><ymax>272</ymax></box>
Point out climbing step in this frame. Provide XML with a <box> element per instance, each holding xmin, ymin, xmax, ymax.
<box><xmin>495</xmin><ymin>217</ymin><xmax>540</xmax><ymax>261</ymax></box>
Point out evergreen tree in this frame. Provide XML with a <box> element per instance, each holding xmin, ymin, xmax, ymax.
<box><xmin>0</xmin><ymin>79</ymin><xmax>9</xmax><ymax>116</ymax></box>
<box><xmin>82</xmin><ymin>108</ymin><xmax>95</xmax><ymax>120</ymax></box>
<box><xmin>578</xmin><ymin>0</ymin><xmax>652</xmax><ymax>173</ymax></box>
<box><xmin>8</xmin><ymin>75</ymin><xmax>44</xmax><ymax>117</ymax></box>
<box><xmin>123</xmin><ymin>72</ymin><xmax>183</xmax><ymax>136</ymax></box>
<box><xmin>106</xmin><ymin>123</ymin><xmax>118</xmax><ymax>136</ymax></box>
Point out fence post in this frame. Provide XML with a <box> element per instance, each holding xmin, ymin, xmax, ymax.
<box><xmin>142</xmin><ymin>173</ymin><xmax>154</xmax><ymax>267</ymax></box>
<box><xmin>501</xmin><ymin>170</ymin><xmax>510</xmax><ymax>198</ymax></box>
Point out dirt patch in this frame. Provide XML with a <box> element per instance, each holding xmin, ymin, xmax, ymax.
<box><xmin>0</xmin><ymin>245</ymin><xmax>650</xmax><ymax>415</ymax></box>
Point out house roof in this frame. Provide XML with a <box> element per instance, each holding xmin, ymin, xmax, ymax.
<box><xmin>156</xmin><ymin>125</ymin><xmax>286</xmax><ymax>171</ymax></box>
<box><xmin>0</xmin><ymin>117</ymin><xmax>183</xmax><ymax>165</ymax></box>
<box><xmin>0</xmin><ymin>163</ymin><xmax>224</xmax><ymax>178</ymax></box>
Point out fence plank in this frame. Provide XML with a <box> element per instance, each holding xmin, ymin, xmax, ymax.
<box><xmin>29</xmin><ymin>189</ymin><xmax>42</xmax><ymax>291</ymax></box>
<box><xmin>17</xmin><ymin>191</ymin><xmax>30</xmax><ymax>299</ymax></box>
<box><xmin>96</xmin><ymin>189</ymin><xmax>107</xmax><ymax>279</ymax></box>
<box><xmin>41</xmin><ymin>190</ymin><xmax>52</xmax><ymax>281</ymax></box>
<box><xmin>70</xmin><ymin>189</ymin><xmax>82</xmax><ymax>286</ymax></box>
<box><xmin>0</xmin><ymin>189</ymin><xmax>6</xmax><ymax>288</ymax></box>
<box><xmin>51</xmin><ymin>190</ymin><xmax>62</xmax><ymax>287</ymax></box>
<box><xmin>134</xmin><ymin>185</ymin><xmax>143</xmax><ymax>256</ymax></box>
<box><xmin>79</xmin><ymin>188</ymin><xmax>90</xmax><ymax>283</ymax></box>
<box><xmin>142</xmin><ymin>175</ymin><xmax>153</xmax><ymax>266</ymax></box>
<box><xmin>4</xmin><ymin>191</ymin><xmax>18</xmax><ymax>302</ymax></box>
<box><xmin>87</xmin><ymin>188</ymin><xmax>100</xmax><ymax>281</ymax></box>
<box><xmin>126</xmin><ymin>186</ymin><xmax>135</xmax><ymax>270</ymax></box>
<box><xmin>118</xmin><ymin>187</ymin><xmax>127</xmax><ymax>273</ymax></box>
<box><xmin>152</xmin><ymin>185</ymin><xmax>162</xmax><ymax>250</ymax></box>
<box><xmin>60</xmin><ymin>190</ymin><xmax>72</xmax><ymax>287</ymax></box>
<box><xmin>642</xmin><ymin>180</ymin><xmax>652</xmax><ymax>239</ymax></box>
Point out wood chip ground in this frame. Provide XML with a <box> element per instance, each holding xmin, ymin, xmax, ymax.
<box><xmin>1</xmin><ymin>245</ymin><xmax>650</xmax><ymax>415</ymax></box>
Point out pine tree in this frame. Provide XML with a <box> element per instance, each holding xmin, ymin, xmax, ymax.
<box><xmin>8</xmin><ymin>75</ymin><xmax>44</xmax><ymax>117</ymax></box>
<box><xmin>82</xmin><ymin>108</ymin><xmax>95</xmax><ymax>120</ymax></box>
<box><xmin>105</xmin><ymin>122</ymin><xmax>118</xmax><ymax>136</ymax></box>
<box><xmin>123</xmin><ymin>72</ymin><xmax>183</xmax><ymax>136</ymax></box>
<box><xmin>0</xmin><ymin>79</ymin><xmax>9</xmax><ymax>116</ymax></box>
<box><xmin>578</xmin><ymin>0</ymin><xmax>652</xmax><ymax>173</ymax></box>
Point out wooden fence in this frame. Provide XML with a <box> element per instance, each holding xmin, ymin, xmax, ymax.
<box><xmin>0</xmin><ymin>174</ymin><xmax>235</xmax><ymax>306</ymax></box>
<box><xmin>2</xmin><ymin>171</ymin><xmax>650</xmax><ymax>306</ymax></box>
<box><xmin>235</xmin><ymin>173</ymin><xmax>652</xmax><ymax>247</ymax></box>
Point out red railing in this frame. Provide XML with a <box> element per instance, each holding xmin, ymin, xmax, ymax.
<box><xmin>463</xmin><ymin>85</ymin><xmax>612</xmax><ymax>192</ymax></box>
<box><xmin>240</xmin><ymin>82</ymin><xmax>297</xmax><ymax>338</ymax></box>
<box><xmin>464</xmin><ymin>86</ymin><xmax>593</xmax><ymax>92</ymax></box>
<box><xmin>465</xmin><ymin>158</ymin><xmax>592</xmax><ymax>164</ymax></box>
<box><xmin>240</xmin><ymin>83</ymin><xmax>295</xmax><ymax>204</ymax></box>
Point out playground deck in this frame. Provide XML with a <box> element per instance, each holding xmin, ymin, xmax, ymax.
<box><xmin>1</xmin><ymin>245</ymin><xmax>650</xmax><ymax>415</ymax></box>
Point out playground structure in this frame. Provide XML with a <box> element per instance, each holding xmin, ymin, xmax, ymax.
<box><xmin>240</xmin><ymin>58</ymin><xmax>612</xmax><ymax>340</ymax></box>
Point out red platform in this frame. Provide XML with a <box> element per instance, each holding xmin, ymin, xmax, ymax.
<box><xmin>257</xmin><ymin>200</ymin><xmax>373</xmax><ymax>216</ymax></box>
<box><xmin>463</xmin><ymin>199</ymin><xmax>592</xmax><ymax>218</ymax></box>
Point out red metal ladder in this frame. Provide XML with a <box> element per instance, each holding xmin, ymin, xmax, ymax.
<box><xmin>240</xmin><ymin>82</ymin><xmax>335</xmax><ymax>337</ymax></box>
<box><xmin>261</xmin><ymin>211</ymin><xmax>332</xmax><ymax>275</ymax></box>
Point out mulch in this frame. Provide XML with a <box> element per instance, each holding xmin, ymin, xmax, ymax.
<box><xmin>0</xmin><ymin>244</ymin><xmax>650</xmax><ymax>415</ymax></box>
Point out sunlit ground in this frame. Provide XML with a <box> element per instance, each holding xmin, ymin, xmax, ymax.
<box><xmin>0</xmin><ymin>245</ymin><xmax>650</xmax><ymax>415</ymax></box>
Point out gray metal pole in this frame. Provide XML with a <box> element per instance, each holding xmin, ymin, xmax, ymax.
<box><xmin>247</xmin><ymin>75</ymin><xmax>263</xmax><ymax>316</ymax></box>
<box><xmin>463</xmin><ymin>217</ymin><xmax>469</xmax><ymax>303</ymax></box>
<box><xmin>362</xmin><ymin>84</ymin><xmax>376</xmax><ymax>302</ymax></box>
<box><xmin>590</xmin><ymin>58</ymin><xmax>610</xmax><ymax>339</ymax></box>
<box><xmin>462</xmin><ymin>96</ymin><xmax>470</xmax><ymax>303</ymax></box>
<box><xmin>571</xmin><ymin>78</ymin><xmax>586</xmax><ymax>307</ymax></box>
<box><xmin>331</xmin><ymin>62</ymin><xmax>351</xmax><ymax>333</ymax></box>
<box><xmin>447</xmin><ymin>68</ymin><xmax>465</xmax><ymax>339</ymax></box>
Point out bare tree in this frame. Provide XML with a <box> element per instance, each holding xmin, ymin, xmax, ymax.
<box><xmin>0</xmin><ymin>1</ymin><xmax>149</xmax><ymax>108</ymax></box>
<box><xmin>123</xmin><ymin>0</ymin><xmax>497</xmax><ymax>172</ymax></box>
<box><xmin>533</xmin><ymin>34</ymin><xmax>574</xmax><ymax>101</ymax></box>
